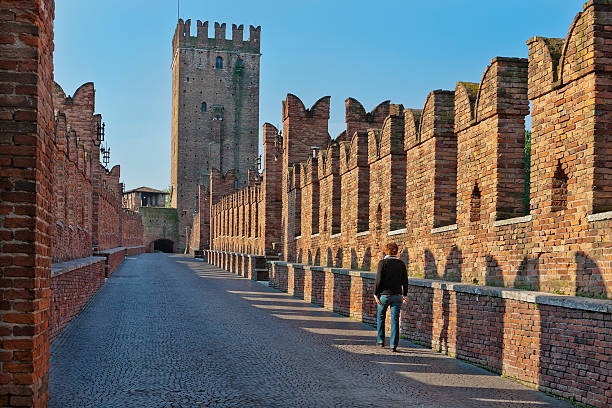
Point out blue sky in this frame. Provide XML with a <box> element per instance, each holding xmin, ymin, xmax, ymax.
<box><xmin>54</xmin><ymin>0</ymin><xmax>586</xmax><ymax>190</ymax></box>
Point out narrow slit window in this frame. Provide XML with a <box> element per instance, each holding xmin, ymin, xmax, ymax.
<box><xmin>201</xmin><ymin>102</ymin><xmax>207</xmax><ymax>112</ymax></box>
<box><xmin>551</xmin><ymin>162</ymin><xmax>568</xmax><ymax>212</ymax></box>
<box><xmin>470</xmin><ymin>183</ymin><xmax>481</xmax><ymax>222</ymax></box>
<box><xmin>375</xmin><ymin>204</ymin><xmax>382</xmax><ymax>231</ymax></box>
<box><xmin>215</xmin><ymin>56</ymin><xmax>223</xmax><ymax>69</ymax></box>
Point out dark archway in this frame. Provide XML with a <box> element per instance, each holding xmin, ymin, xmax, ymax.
<box><xmin>153</xmin><ymin>239</ymin><xmax>174</xmax><ymax>253</ymax></box>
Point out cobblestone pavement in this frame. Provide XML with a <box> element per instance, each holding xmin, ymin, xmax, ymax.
<box><xmin>50</xmin><ymin>254</ymin><xmax>570</xmax><ymax>408</ymax></box>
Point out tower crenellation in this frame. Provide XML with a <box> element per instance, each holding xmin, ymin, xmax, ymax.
<box><xmin>173</xmin><ymin>19</ymin><xmax>261</xmax><ymax>56</ymax></box>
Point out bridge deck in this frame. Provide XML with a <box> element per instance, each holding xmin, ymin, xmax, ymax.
<box><xmin>50</xmin><ymin>253</ymin><xmax>570</xmax><ymax>407</ymax></box>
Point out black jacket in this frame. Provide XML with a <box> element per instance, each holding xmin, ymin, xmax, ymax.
<box><xmin>375</xmin><ymin>257</ymin><xmax>408</xmax><ymax>297</ymax></box>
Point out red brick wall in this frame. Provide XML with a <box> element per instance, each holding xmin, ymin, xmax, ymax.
<box><xmin>105</xmin><ymin>249</ymin><xmax>125</xmax><ymax>277</ymax></box>
<box><xmin>52</xmin><ymin>82</ymin><xmax>143</xmax><ymax>257</ymax></box>
<box><xmin>267</xmin><ymin>261</ymin><xmax>611</xmax><ymax>408</ymax></box>
<box><xmin>120</xmin><ymin>208</ymin><xmax>143</xmax><ymax>248</ymax></box>
<box><xmin>263</xmin><ymin>1</ymin><xmax>612</xmax><ymax>298</ymax></box>
<box><xmin>209</xmin><ymin>1</ymin><xmax>612</xmax><ymax>299</ymax></box>
<box><xmin>96</xmin><ymin>165</ymin><xmax>121</xmax><ymax>251</ymax></box>
<box><xmin>49</xmin><ymin>258</ymin><xmax>105</xmax><ymax>340</ymax></box>
<box><xmin>0</xmin><ymin>1</ymin><xmax>55</xmax><ymax>405</ymax></box>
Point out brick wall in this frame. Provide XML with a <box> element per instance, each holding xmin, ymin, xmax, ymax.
<box><xmin>208</xmin><ymin>0</ymin><xmax>612</xmax><ymax>299</ymax></box>
<box><xmin>266</xmin><ymin>261</ymin><xmax>611</xmax><ymax>408</ymax></box>
<box><xmin>0</xmin><ymin>1</ymin><xmax>55</xmax><ymax>405</ymax></box>
<box><xmin>120</xmin><ymin>208</ymin><xmax>143</xmax><ymax>248</ymax></box>
<box><xmin>52</xmin><ymin>82</ymin><xmax>143</xmax><ymax>256</ymax></box>
<box><xmin>205</xmin><ymin>4</ymin><xmax>612</xmax><ymax>405</ymax></box>
<box><xmin>207</xmin><ymin>123</ymin><xmax>284</xmax><ymax>256</ymax></box>
<box><xmin>1</xmin><ymin>2</ymin><xmax>145</xmax><ymax>403</ymax></box>
<box><xmin>49</xmin><ymin>258</ymin><xmax>105</xmax><ymax>340</ymax></box>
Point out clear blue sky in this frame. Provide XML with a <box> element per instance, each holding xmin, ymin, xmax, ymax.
<box><xmin>54</xmin><ymin>0</ymin><xmax>586</xmax><ymax>191</ymax></box>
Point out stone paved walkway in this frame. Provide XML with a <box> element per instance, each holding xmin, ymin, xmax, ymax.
<box><xmin>50</xmin><ymin>253</ymin><xmax>570</xmax><ymax>407</ymax></box>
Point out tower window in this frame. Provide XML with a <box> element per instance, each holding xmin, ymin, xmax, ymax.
<box><xmin>201</xmin><ymin>102</ymin><xmax>207</xmax><ymax>112</ymax></box>
<box><xmin>237</xmin><ymin>58</ymin><xmax>243</xmax><ymax>66</ymax></box>
<box><xmin>215</xmin><ymin>56</ymin><xmax>223</xmax><ymax>69</ymax></box>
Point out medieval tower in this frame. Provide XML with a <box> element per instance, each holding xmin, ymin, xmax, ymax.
<box><xmin>171</xmin><ymin>19</ymin><xmax>261</xmax><ymax>251</ymax></box>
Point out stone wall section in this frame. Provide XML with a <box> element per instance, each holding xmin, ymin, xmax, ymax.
<box><xmin>140</xmin><ymin>207</ymin><xmax>179</xmax><ymax>251</ymax></box>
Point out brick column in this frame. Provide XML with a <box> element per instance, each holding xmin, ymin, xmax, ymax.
<box><xmin>0</xmin><ymin>1</ymin><xmax>54</xmax><ymax>406</ymax></box>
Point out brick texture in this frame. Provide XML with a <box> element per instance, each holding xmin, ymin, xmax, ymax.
<box><xmin>0</xmin><ymin>1</ymin><xmax>55</xmax><ymax>405</ymax></box>
<box><xmin>49</xmin><ymin>259</ymin><xmax>105</xmax><ymax>340</ymax></box>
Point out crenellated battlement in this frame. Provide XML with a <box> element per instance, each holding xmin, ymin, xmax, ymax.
<box><xmin>201</xmin><ymin>3</ymin><xmax>612</xmax><ymax>405</ymax></box>
<box><xmin>173</xmin><ymin>18</ymin><xmax>261</xmax><ymax>56</ymax></box>
<box><xmin>209</xmin><ymin>0</ymin><xmax>612</xmax><ymax>303</ymax></box>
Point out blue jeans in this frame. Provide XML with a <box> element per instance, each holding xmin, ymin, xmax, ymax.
<box><xmin>377</xmin><ymin>295</ymin><xmax>403</xmax><ymax>348</ymax></box>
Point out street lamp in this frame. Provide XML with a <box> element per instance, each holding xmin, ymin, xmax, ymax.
<box><xmin>96</xmin><ymin>122</ymin><xmax>105</xmax><ymax>143</ymax></box>
<box><xmin>101</xmin><ymin>144</ymin><xmax>110</xmax><ymax>168</ymax></box>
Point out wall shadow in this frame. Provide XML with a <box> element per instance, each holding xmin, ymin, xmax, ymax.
<box><xmin>350</xmin><ymin>249</ymin><xmax>358</xmax><ymax>269</ymax></box>
<box><xmin>442</xmin><ymin>246</ymin><xmax>463</xmax><ymax>282</ymax></box>
<box><xmin>485</xmin><ymin>255</ymin><xmax>503</xmax><ymax>287</ymax></box>
<box><xmin>574</xmin><ymin>251</ymin><xmax>607</xmax><ymax>298</ymax></box>
<box><xmin>333</xmin><ymin>273</ymin><xmax>350</xmax><ymax>316</ymax></box>
<box><xmin>538</xmin><ymin>253</ymin><xmax>608</xmax><ymax>408</ymax></box>
<box><xmin>294</xmin><ymin>265</ymin><xmax>305</xmax><ymax>299</ymax></box>
<box><xmin>424</xmin><ymin>249</ymin><xmax>438</xmax><ymax>279</ymax></box>
<box><xmin>335</xmin><ymin>248</ymin><xmax>343</xmax><ymax>267</ymax></box>
<box><xmin>455</xmin><ymin>254</ymin><xmax>505</xmax><ymax>373</ymax></box>
<box><xmin>514</xmin><ymin>256</ymin><xmax>540</xmax><ymax>291</ymax></box>
<box><xmin>438</xmin><ymin>246</ymin><xmax>463</xmax><ymax>356</ymax></box>
<box><xmin>361</xmin><ymin>247</ymin><xmax>371</xmax><ymax>271</ymax></box>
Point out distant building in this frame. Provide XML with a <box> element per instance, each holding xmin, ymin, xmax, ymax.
<box><xmin>170</xmin><ymin>19</ymin><xmax>261</xmax><ymax>251</ymax></box>
<box><xmin>123</xmin><ymin>187</ymin><xmax>169</xmax><ymax>211</ymax></box>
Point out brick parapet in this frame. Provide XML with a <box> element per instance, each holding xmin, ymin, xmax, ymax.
<box><xmin>267</xmin><ymin>260</ymin><xmax>611</xmax><ymax>408</ymax></box>
<box><xmin>206</xmin><ymin>0</ymin><xmax>612</xmax><ymax>301</ymax></box>
<box><xmin>50</xmin><ymin>257</ymin><xmax>106</xmax><ymax>340</ymax></box>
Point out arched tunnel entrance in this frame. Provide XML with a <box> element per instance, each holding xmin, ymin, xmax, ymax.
<box><xmin>153</xmin><ymin>239</ymin><xmax>174</xmax><ymax>253</ymax></box>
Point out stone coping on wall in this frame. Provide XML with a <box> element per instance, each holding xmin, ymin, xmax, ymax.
<box><xmin>51</xmin><ymin>256</ymin><xmax>106</xmax><ymax>278</ymax></box>
<box><xmin>588</xmin><ymin>210</ymin><xmax>612</xmax><ymax>222</ymax></box>
<box><xmin>492</xmin><ymin>214</ymin><xmax>532</xmax><ymax>227</ymax></box>
<box><xmin>269</xmin><ymin>260</ymin><xmax>612</xmax><ymax>313</ymax></box>
<box><xmin>95</xmin><ymin>247</ymin><xmax>126</xmax><ymax>255</ymax></box>
<box><xmin>431</xmin><ymin>224</ymin><xmax>458</xmax><ymax>234</ymax></box>
<box><xmin>123</xmin><ymin>245</ymin><xmax>145</xmax><ymax>251</ymax></box>
<box><xmin>388</xmin><ymin>228</ymin><xmax>407</xmax><ymax>236</ymax></box>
